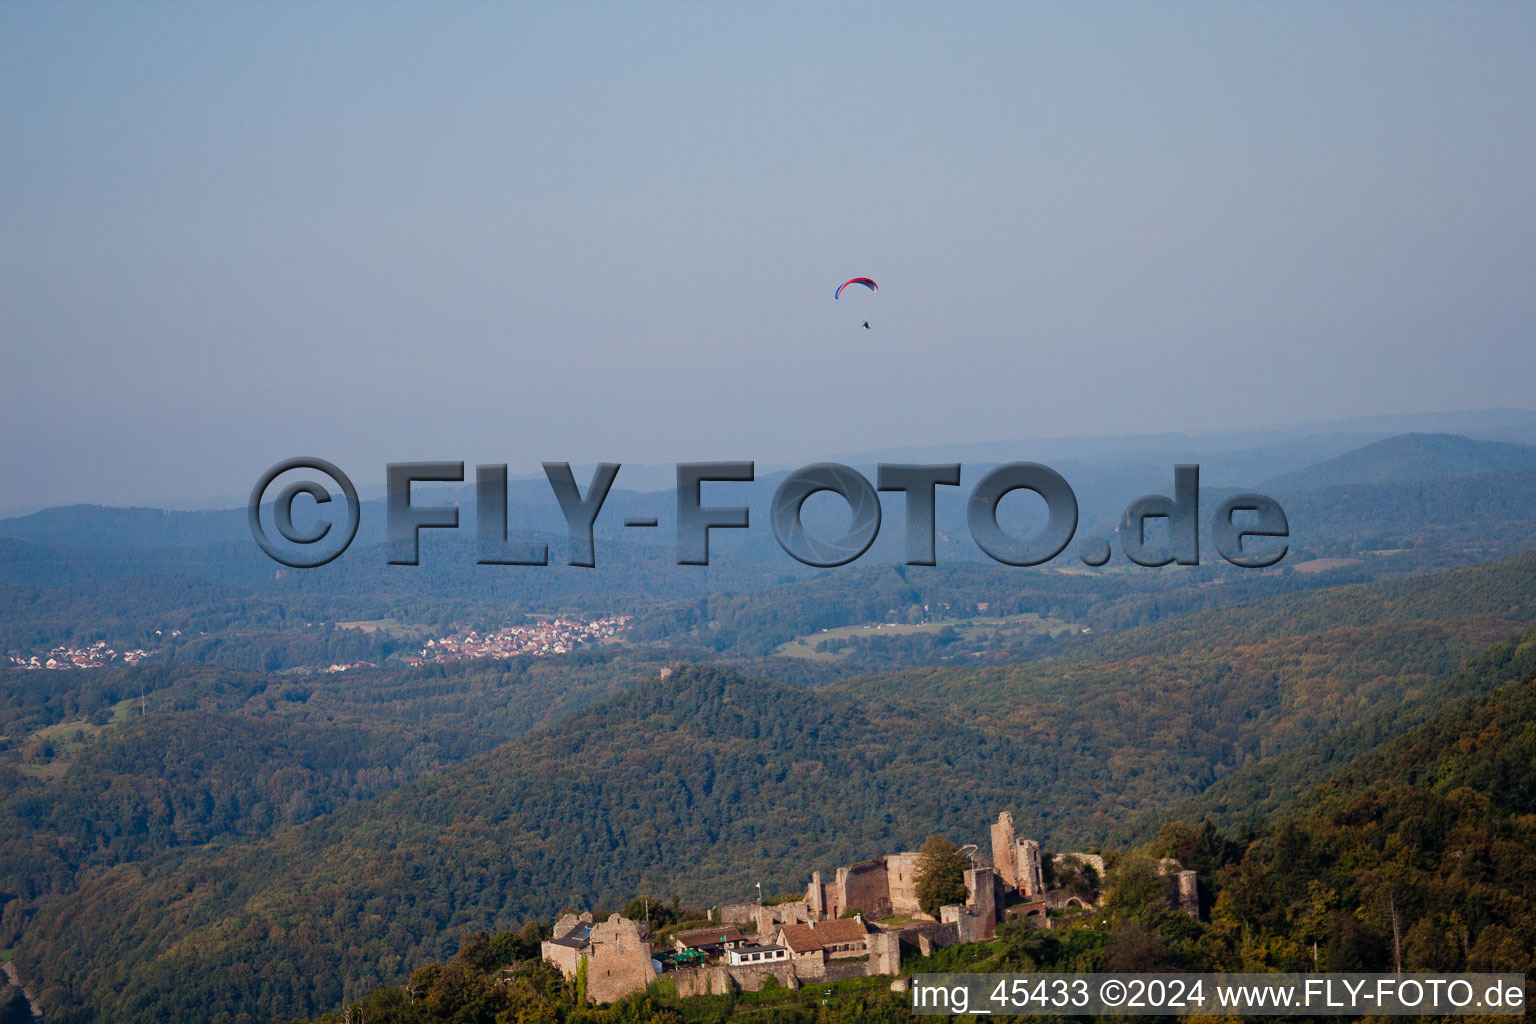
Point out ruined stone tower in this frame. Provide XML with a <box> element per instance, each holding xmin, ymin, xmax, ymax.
<box><xmin>989</xmin><ymin>811</ymin><xmax>1045</xmax><ymax>897</ymax></box>
<box><xmin>1169</xmin><ymin>869</ymin><xmax>1199</xmax><ymax>919</ymax></box>
<box><xmin>807</xmin><ymin>870</ymin><xmax>825</xmax><ymax>918</ymax></box>
<box><xmin>964</xmin><ymin>865</ymin><xmax>998</xmax><ymax>927</ymax></box>
<box><xmin>990</xmin><ymin>812</ymin><xmax>1019</xmax><ymax>888</ymax></box>
<box><xmin>1018</xmin><ymin>839</ymin><xmax>1044</xmax><ymax>897</ymax></box>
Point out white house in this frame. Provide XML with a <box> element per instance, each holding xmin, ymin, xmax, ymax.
<box><xmin>726</xmin><ymin>943</ymin><xmax>789</xmax><ymax>967</ymax></box>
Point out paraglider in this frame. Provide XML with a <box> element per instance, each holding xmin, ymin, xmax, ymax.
<box><xmin>835</xmin><ymin>277</ymin><xmax>877</xmax><ymax>300</ymax></box>
<box><xmin>836</xmin><ymin>277</ymin><xmax>877</xmax><ymax>328</ymax></box>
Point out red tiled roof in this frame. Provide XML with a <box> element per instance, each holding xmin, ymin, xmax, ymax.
<box><xmin>675</xmin><ymin>925</ymin><xmax>745</xmax><ymax>947</ymax></box>
<box><xmin>778</xmin><ymin>918</ymin><xmax>868</xmax><ymax>953</ymax></box>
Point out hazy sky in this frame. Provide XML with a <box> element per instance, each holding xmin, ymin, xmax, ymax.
<box><xmin>3</xmin><ymin>3</ymin><xmax>1533</xmax><ymax>508</ymax></box>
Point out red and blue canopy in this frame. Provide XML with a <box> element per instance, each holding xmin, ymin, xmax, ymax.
<box><xmin>835</xmin><ymin>277</ymin><xmax>878</xmax><ymax>300</ymax></box>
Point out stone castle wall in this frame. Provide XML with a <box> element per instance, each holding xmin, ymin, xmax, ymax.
<box><xmin>756</xmin><ymin>900</ymin><xmax>811</xmax><ymax>935</ymax></box>
<box><xmin>540</xmin><ymin>939</ymin><xmax>582</xmax><ymax>980</ymax></box>
<box><xmin>671</xmin><ymin>963</ymin><xmax>797</xmax><ymax>998</ymax></box>
<box><xmin>823</xmin><ymin>960</ymin><xmax>873</xmax><ymax>984</ymax></box>
<box><xmin>584</xmin><ymin>914</ymin><xmax>655</xmax><ymax>1005</ymax></box>
<box><xmin>885</xmin><ymin>851</ymin><xmax>923</xmax><ymax>917</ymax></box>
<box><xmin>716</xmin><ymin>903</ymin><xmax>759</xmax><ymax>926</ymax></box>
<box><xmin>835</xmin><ymin>860</ymin><xmax>891</xmax><ymax>918</ymax></box>
<box><xmin>868</xmin><ymin>930</ymin><xmax>901</xmax><ymax>976</ymax></box>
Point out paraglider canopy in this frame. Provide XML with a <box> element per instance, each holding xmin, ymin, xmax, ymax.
<box><xmin>835</xmin><ymin>277</ymin><xmax>878</xmax><ymax>300</ymax></box>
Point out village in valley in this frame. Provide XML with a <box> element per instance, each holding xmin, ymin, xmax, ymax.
<box><xmin>541</xmin><ymin>811</ymin><xmax>1200</xmax><ymax>1004</ymax></box>
<box><xmin>7</xmin><ymin>639</ymin><xmax>158</xmax><ymax>671</ymax></box>
<box><xmin>406</xmin><ymin>615</ymin><xmax>632</xmax><ymax>665</ymax></box>
<box><xmin>6</xmin><ymin>615</ymin><xmax>633</xmax><ymax>676</ymax></box>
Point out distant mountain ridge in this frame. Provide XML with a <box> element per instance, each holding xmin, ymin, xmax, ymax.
<box><xmin>0</xmin><ymin>503</ymin><xmax>249</xmax><ymax>549</ymax></box>
<box><xmin>1263</xmin><ymin>432</ymin><xmax>1536</xmax><ymax>492</ymax></box>
<box><xmin>6</xmin><ymin>431</ymin><xmax>1535</xmax><ymax>558</ymax></box>
<box><xmin>7</xmin><ymin>408</ymin><xmax>1535</xmax><ymax>531</ymax></box>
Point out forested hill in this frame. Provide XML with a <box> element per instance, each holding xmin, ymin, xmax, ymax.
<box><xmin>1192</xmin><ymin>661</ymin><xmax>1536</xmax><ymax>976</ymax></box>
<box><xmin>1077</xmin><ymin>547</ymin><xmax>1536</xmax><ymax>664</ymax></box>
<box><xmin>1113</xmin><ymin>623</ymin><xmax>1536</xmax><ymax>842</ymax></box>
<box><xmin>14</xmin><ymin>549</ymin><xmax>1536</xmax><ymax>1023</ymax></box>
<box><xmin>292</xmin><ymin>656</ymin><xmax>1536</xmax><ymax>1024</ymax></box>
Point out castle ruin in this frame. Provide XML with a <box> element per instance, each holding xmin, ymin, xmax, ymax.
<box><xmin>540</xmin><ymin>912</ymin><xmax>658</xmax><ymax>1004</ymax></box>
<box><xmin>806</xmin><ymin>850</ymin><xmax>926</xmax><ymax>921</ymax></box>
<box><xmin>990</xmin><ymin>810</ymin><xmax>1045</xmax><ymax>896</ymax></box>
<box><xmin>542</xmin><ymin>809</ymin><xmax>1196</xmax><ymax>1004</ymax></box>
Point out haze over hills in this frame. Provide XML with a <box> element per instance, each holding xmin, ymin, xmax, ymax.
<box><xmin>7</xmin><ymin>407</ymin><xmax>1533</xmax><ymax>520</ymax></box>
<box><xmin>0</xmin><ymin>425</ymin><xmax>1530</xmax><ymax>563</ymax></box>
<box><xmin>6</xmin><ymin>407</ymin><xmax>1535</xmax><ymax>538</ymax></box>
<box><xmin>6</xmin><ymin>428</ymin><xmax>1536</xmax><ymax>679</ymax></box>
<box><xmin>2</xmin><ymin>421</ymin><xmax>1533</xmax><ymax>637</ymax></box>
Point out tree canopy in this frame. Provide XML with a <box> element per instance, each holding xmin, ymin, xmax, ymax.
<box><xmin>914</xmin><ymin>834</ymin><xmax>969</xmax><ymax>917</ymax></box>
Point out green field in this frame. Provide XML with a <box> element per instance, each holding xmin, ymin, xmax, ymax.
<box><xmin>335</xmin><ymin>618</ymin><xmax>424</xmax><ymax>637</ymax></box>
<box><xmin>25</xmin><ymin>696</ymin><xmax>138</xmax><ymax>750</ymax></box>
<box><xmin>15</xmin><ymin>696</ymin><xmax>142</xmax><ymax>777</ymax></box>
<box><xmin>773</xmin><ymin>612</ymin><xmax>1081</xmax><ymax>660</ymax></box>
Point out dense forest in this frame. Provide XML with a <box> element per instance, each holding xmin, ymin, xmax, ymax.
<box><xmin>275</xmin><ymin>653</ymin><xmax>1536</xmax><ymax>1024</ymax></box>
<box><xmin>0</xmin><ymin>655</ymin><xmax>680</xmax><ymax>913</ymax></box>
<box><xmin>8</xmin><ymin>549</ymin><xmax>1536</xmax><ymax>1023</ymax></box>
